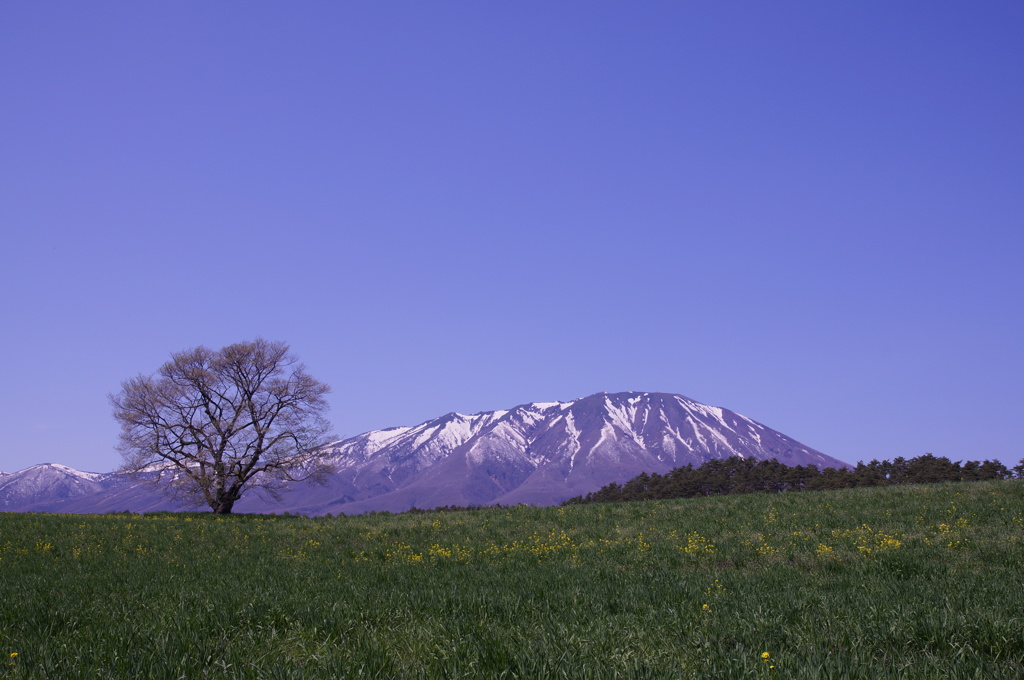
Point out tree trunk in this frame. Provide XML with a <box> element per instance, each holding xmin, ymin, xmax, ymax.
<box><xmin>210</xmin><ymin>482</ymin><xmax>243</xmax><ymax>514</ymax></box>
<box><xmin>212</xmin><ymin>491</ymin><xmax>236</xmax><ymax>514</ymax></box>
<box><xmin>212</xmin><ymin>501</ymin><xmax>234</xmax><ymax>514</ymax></box>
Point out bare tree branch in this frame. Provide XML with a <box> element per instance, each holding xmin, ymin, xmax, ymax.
<box><xmin>110</xmin><ymin>338</ymin><xmax>334</xmax><ymax>514</ymax></box>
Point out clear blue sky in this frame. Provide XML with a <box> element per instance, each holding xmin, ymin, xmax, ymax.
<box><xmin>2</xmin><ymin>2</ymin><xmax>1021</xmax><ymax>473</ymax></box>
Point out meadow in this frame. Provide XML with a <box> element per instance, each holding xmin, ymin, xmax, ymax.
<box><xmin>1</xmin><ymin>480</ymin><xmax>1022</xmax><ymax>679</ymax></box>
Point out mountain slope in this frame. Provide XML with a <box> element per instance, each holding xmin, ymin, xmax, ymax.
<box><xmin>280</xmin><ymin>391</ymin><xmax>844</xmax><ymax>514</ymax></box>
<box><xmin>0</xmin><ymin>464</ymin><xmax>106</xmax><ymax>509</ymax></box>
<box><xmin>1</xmin><ymin>392</ymin><xmax>846</xmax><ymax>515</ymax></box>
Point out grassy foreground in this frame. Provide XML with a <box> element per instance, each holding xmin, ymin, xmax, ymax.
<box><xmin>1</xmin><ymin>481</ymin><xmax>1022</xmax><ymax>679</ymax></box>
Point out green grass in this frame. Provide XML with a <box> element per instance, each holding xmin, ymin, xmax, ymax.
<box><xmin>2</xmin><ymin>480</ymin><xmax>1023</xmax><ymax>678</ymax></box>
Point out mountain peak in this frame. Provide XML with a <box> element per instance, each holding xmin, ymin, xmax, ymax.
<box><xmin>308</xmin><ymin>391</ymin><xmax>842</xmax><ymax>514</ymax></box>
<box><xmin>0</xmin><ymin>391</ymin><xmax>844</xmax><ymax>515</ymax></box>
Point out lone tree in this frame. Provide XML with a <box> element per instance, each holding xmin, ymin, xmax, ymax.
<box><xmin>111</xmin><ymin>338</ymin><xmax>334</xmax><ymax>514</ymax></box>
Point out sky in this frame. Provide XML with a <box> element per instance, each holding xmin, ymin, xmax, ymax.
<box><xmin>1</xmin><ymin>2</ymin><xmax>1021</xmax><ymax>474</ymax></box>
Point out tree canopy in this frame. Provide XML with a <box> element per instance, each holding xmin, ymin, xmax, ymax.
<box><xmin>111</xmin><ymin>338</ymin><xmax>334</xmax><ymax>514</ymax></box>
<box><xmin>562</xmin><ymin>453</ymin><xmax>1017</xmax><ymax>506</ymax></box>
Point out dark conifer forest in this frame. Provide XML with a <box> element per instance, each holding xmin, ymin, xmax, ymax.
<box><xmin>562</xmin><ymin>454</ymin><xmax>1022</xmax><ymax>505</ymax></box>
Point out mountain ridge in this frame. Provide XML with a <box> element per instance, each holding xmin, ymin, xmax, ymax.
<box><xmin>1</xmin><ymin>391</ymin><xmax>847</xmax><ymax>514</ymax></box>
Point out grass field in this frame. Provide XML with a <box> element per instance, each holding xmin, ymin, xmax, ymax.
<box><xmin>1</xmin><ymin>480</ymin><xmax>1022</xmax><ymax>679</ymax></box>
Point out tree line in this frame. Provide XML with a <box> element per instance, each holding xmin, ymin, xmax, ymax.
<box><xmin>562</xmin><ymin>454</ymin><xmax>1024</xmax><ymax>506</ymax></box>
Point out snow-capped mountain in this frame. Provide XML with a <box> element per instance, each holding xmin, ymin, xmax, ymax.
<box><xmin>0</xmin><ymin>463</ymin><xmax>107</xmax><ymax>508</ymax></box>
<box><xmin>0</xmin><ymin>392</ymin><xmax>847</xmax><ymax>515</ymax></box>
<box><xmin>296</xmin><ymin>391</ymin><xmax>844</xmax><ymax>514</ymax></box>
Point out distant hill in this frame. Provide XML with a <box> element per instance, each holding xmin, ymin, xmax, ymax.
<box><xmin>1</xmin><ymin>391</ymin><xmax>846</xmax><ymax>515</ymax></box>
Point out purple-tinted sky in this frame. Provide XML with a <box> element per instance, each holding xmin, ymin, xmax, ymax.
<box><xmin>2</xmin><ymin>2</ymin><xmax>1021</xmax><ymax>474</ymax></box>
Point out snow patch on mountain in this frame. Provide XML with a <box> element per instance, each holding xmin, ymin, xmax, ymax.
<box><xmin>1</xmin><ymin>391</ymin><xmax>846</xmax><ymax>515</ymax></box>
